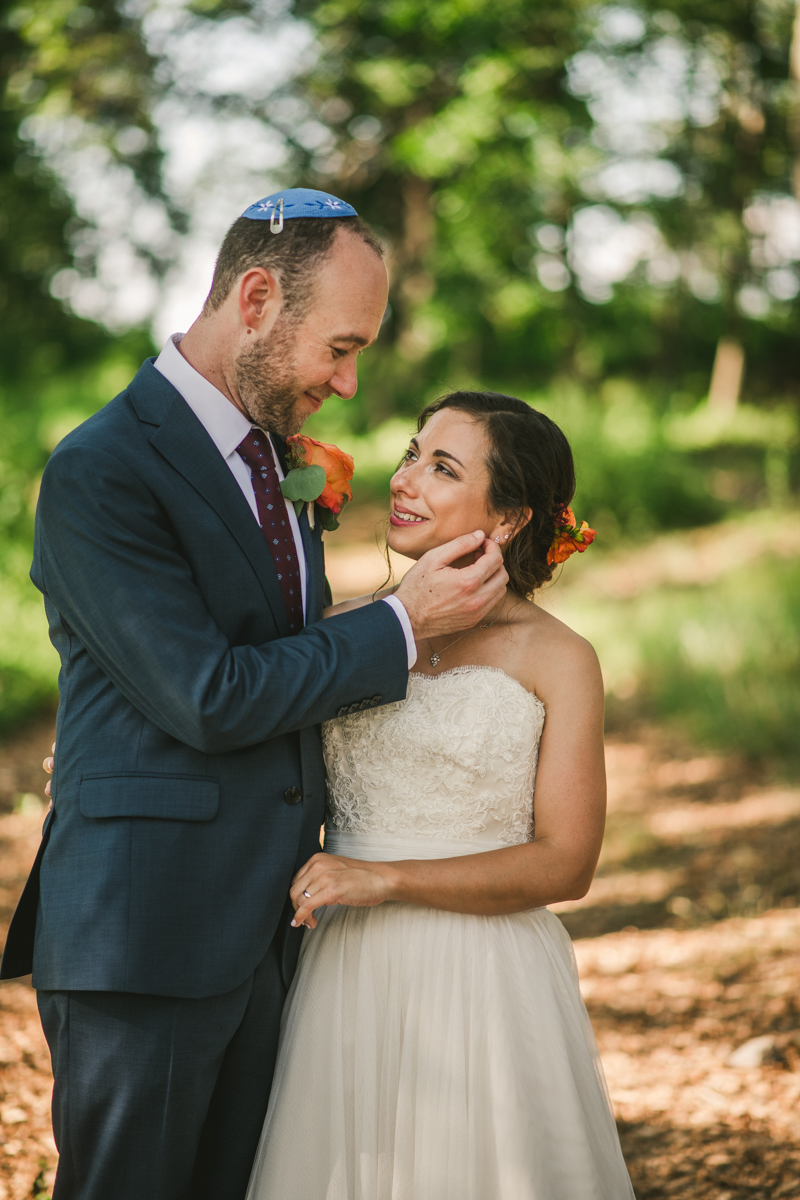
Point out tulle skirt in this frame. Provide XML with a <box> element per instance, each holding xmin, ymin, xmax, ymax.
<box><xmin>246</xmin><ymin>834</ymin><xmax>635</xmax><ymax>1200</ymax></box>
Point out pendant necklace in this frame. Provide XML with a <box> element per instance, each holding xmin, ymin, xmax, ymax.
<box><xmin>427</xmin><ymin>594</ymin><xmax>507</xmax><ymax>669</ymax></box>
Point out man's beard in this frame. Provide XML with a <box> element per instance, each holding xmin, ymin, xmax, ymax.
<box><xmin>234</xmin><ymin>318</ymin><xmax>318</xmax><ymax>436</ymax></box>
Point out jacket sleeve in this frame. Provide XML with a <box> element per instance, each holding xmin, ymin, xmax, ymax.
<box><xmin>34</xmin><ymin>441</ymin><xmax>408</xmax><ymax>754</ymax></box>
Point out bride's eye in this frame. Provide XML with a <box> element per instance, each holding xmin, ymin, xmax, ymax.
<box><xmin>402</xmin><ymin>448</ymin><xmax>417</xmax><ymax>463</ymax></box>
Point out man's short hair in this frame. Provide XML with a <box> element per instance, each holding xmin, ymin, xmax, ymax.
<box><xmin>204</xmin><ymin>214</ymin><xmax>384</xmax><ymax>318</ymax></box>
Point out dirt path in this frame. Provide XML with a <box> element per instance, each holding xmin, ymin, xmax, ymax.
<box><xmin>1</xmin><ymin>718</ymin><xmax>799</xmax><ymax>1198</ymax></box>
<box><xmin>0</xmin><ymin>712</ymin><xmax>57</xmax><ymax>1199</ymax></box>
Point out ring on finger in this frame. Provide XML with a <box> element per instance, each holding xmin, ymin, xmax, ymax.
<box><xmin>303</xmin><ymin>890</ymin><xmax>312</xmax><ymax>899</ymax></box>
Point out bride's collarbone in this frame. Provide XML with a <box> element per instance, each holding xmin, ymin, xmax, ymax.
<box><xmin>410</xmin><ymin>654</ymin><xmax>539</xmax><ymax>700</ymax></box>
<box><xmin>413</xmin><ymin>608</ymin><xmax>543</xmax><ymax>693</ymax></box>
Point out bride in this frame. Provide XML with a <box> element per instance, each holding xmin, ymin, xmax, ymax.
<box><xmin>246</xmin><ymin>390</ymin><xmax>635</xmax><ymax>1199</ymax></box>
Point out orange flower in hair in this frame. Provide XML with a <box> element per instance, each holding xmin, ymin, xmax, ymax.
<box><xmin>547</xmin><ymin>506</ymin><xmax>596</xmax><ymax>565</ymax></box>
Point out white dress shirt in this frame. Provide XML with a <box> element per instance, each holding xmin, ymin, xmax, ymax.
<box><xmin>154</xmin><ymin>335</ymin><xmax>417</xmax><ymax>665</ymax></box>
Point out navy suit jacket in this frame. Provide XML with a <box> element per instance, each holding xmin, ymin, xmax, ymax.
<box><xmin>0</xmin><ymin>360</ymin><xmax>408</xmax><ymax>998</ymax></box>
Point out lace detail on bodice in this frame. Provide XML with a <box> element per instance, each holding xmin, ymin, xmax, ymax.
<box><xmin>322</xmin><ymin>666</ymin><xmax>545</xmax><ymax>846</ymax></box>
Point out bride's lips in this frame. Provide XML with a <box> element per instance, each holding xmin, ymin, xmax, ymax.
<box><xmin>390</xmin><ymin>505</ymin><xmax>429</xmax><ymax>528</ymax></box>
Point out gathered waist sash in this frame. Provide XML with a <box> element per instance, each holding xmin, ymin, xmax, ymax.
<box><xmin>323</xmin><ymin>829</ymin><xmax>511</xmax><ymax>862</ymax></box>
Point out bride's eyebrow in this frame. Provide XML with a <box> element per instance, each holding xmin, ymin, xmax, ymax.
<box><xmin>409</xmin><ymin>437</ymin><xmax>464</xmax><ymax>468</ymax></box>
<box><xmin>432</xmin><ymin>448</ymin><xmax>464</xmax><ymax>468</ymax></box>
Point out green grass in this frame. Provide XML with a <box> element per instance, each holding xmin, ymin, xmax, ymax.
<box><xmin>0</xmin><ymin>340</ymin><xmax>151</xmax><ymax>736</ymax></box>
<box><xmin>552</xmin><ymin>550</ymin><xmax>800</xmax><ymax>765</ymax></box>
<box><xmin>0</xmin><ymin>543</ymin><xmax>58</xmax><ymax>733</ymax></box>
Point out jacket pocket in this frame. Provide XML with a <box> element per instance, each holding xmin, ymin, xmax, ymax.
<box><xmin>79</xmin><ymin>773</ymin><xmax>219</xmax><ymax>822</ymax></box>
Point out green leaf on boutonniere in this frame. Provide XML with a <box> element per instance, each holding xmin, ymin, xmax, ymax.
<box><xmin>280</xmin><ymin>464</ymin><xmax>326</xmax><ymax>503</ymax></box>
<box><xmin>317</xmin><ymin>507</ymin><xmax>341</xmax><ymax>532</ymax></box>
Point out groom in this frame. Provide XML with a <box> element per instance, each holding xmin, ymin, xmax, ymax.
<box><xmin>0</xmin><ymin>189</ymin><xmax>508</xmax><ymax>1199</ymax></box>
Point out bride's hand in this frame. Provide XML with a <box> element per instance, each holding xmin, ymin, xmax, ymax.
<box><xmin>290</xmin><ymin>853</ymin><xmax>391</xmax><ymax>930</ymax></box>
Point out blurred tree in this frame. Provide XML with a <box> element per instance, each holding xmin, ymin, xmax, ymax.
<box><xmin>3</xmin><ymin>0</ymin><xmax>799</xmax><ymax>528</ymax></box>
<box><xmin>8</xmin><ymin>0</ymin><xmax>800</xmax><ymax>422</ymax></box>
<box><xmin>1</xmin><ymin>0</ymin><xmax>796</xmax><ymax>740</ymax></box>
<box><xmin>0</xmin><ymin>0</ymin><xmax>156</xmax><ymax>532</ymax></box>
<box><xmin>0</xmin><ymin>1</ymin><xmax>113</xmax><ymax>384</ymax></box>
<box><xmin>273</xmin><ymin>0</ymin><xmax>800</xmax><ymax>434</ymax></box>
<box><xmin>0</xmin><ymin>0</ymin><xmax>156</xmax><ymax>731</ymax></box>
<box><xmin>564</xmin><ymin>0</ymin><xmax>800</xmax><ymax>401</ymax></box>
<box><xmin>285</xmin><ymin>0</ymin><xmax>592</xmax><ymax>424</ymax></box>
<box><xmin>3</xmin><ymin>0</ymin><xmax>164</xmax><ymax>206</ymax></box>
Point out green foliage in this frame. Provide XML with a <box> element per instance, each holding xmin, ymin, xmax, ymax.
<box><xmin>306</xmin><ymin>378</ymin><xmax>768</xmax><ymax>538</ymax></box>
<box><xmin>555</xmin><ymin>536</ymin><xmax>800</xmax><ymax>764</ymax></box>
<box><xmin>543</xmin><ymin>384</ymin><xmax>728</xmax><ymax>536</ymax></box>
<box><xmin>281</xmin><ymin>0</ymin><xmax>800</xmax><ymax>430</ymax></box>
<box><xmin>0</xmin><ymin>8</ymin><xmax>158</xmax><ymax>734</ymax></box>
<box><xmin>0</xmin><ymin>338</ymin><xmax>153</xmax><ymax>734</ymax></box>
<box><xmin>0</xmin><ymin>33</ymin><xmax>117</xmax><ymax>381</ymax></box>
<box><xmin>2</xmin><ymin>0</ymin><xmax>800</xmax><ymax>760</ymax></box>
<box><xmin>3</xmin><ymin>0</ymin><xmax>163</xmax><ymax>202</ymax></box>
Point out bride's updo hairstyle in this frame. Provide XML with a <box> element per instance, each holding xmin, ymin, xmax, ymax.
<box><xmin>417</xmin><ymin>391</ymin><xmax>576</xmax><ymax>596</ymax></box>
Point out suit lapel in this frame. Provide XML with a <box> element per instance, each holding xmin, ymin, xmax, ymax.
<box><xmin>271</xmin><ymin>432</ymin><xmax>290</xmax><ymax>475</ymax></box>
<box><xmin>298</xmin><ymin>506</ymin><xmax>324</xmax><ymax>623</ymax></box>
<box><xmin>140</xmin><ymin>376</ymin><xmax>291</xmax><ymax>637</ymax></box>
<box><xmin>129</xmin><ymin>361</ymin><xmax>323</xmax><ymax>634</ymax></box>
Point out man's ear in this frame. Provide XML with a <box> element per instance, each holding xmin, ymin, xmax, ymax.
<box><xmin>238</xmin><ymin>267</ymin><xmax>283</xmax><ymax>332</ymax></box>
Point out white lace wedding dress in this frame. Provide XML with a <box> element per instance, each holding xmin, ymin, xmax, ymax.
<box><xmin>246</xmin><ymin>667</ymin><xmax>635</xmax><ymax>1200</ymax></box>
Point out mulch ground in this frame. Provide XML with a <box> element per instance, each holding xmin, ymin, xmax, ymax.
<box><xmin>0</xmin><ymin>712</ymin><xmax>57</xmax><ymax>1200</ymax></box>
<box><xmin>0</xmin><ymin>718</ymin><xmax>799</xmax><ymax>1199</ymax></box>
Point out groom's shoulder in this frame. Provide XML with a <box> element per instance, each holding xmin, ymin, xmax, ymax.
<box><xmin>49</xmin><ymin>358</ymin><xmax>175</xmax><ymax>465</ymax></box>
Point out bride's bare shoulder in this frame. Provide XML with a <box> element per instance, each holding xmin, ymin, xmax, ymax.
<box><xmin>508</xmin><ymin>599</ymin><xmax>602</xmax><ymax>701</ymax></box>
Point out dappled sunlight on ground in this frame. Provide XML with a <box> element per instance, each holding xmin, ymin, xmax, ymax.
<box><xmin>0</xmin><ymin>695</ymin><xmax>799</xmax><ymax>1196</ymax></box>
<box><xmin>556</xmin><ymin>733</ymin><xmax>800</xmax><ymax>941</ymax></box>
<box><xmin>0</xmin><ymin>782</ymin><xmax>56</xmax><ymax>1200</ymax></box>
<box><xmin>581</xmin><ymin>914</ymin><xmax>800</xmax><ymax>1197</ymax></box>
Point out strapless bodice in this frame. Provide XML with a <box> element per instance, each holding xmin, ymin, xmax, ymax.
<box><xmin>322</xmin><ymin>666</ymin><xmax>545</xmax><ymax>849</ymax></box>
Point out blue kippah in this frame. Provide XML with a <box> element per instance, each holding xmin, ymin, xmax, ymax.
<box><xmin>241</xmin><ymin>188</ymin><xmax>358</xmax><ymax>231</ymax></box>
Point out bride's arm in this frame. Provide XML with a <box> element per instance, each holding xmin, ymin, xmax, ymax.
<box><xmin>290</xmin><ymin>636</ymin><xmax>606</xmax><ymax>926</ymax></box>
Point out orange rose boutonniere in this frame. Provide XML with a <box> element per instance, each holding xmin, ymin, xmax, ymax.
<box><xmin>547</xmin><ymin>506</ymin><xmax>597</xmax><ymax>566</ymax></box>
<box><xmin>280</xmin><ymin>435</ymin><xmax>355</xmax><ymax>531</ymax></box>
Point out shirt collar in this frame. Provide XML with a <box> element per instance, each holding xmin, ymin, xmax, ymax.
<box><xmin>154</xmin><ymin>333</ymin><xmax>252</xmax><ymax>459</ymax></box>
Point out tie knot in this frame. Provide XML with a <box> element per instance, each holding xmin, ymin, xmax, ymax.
<box><xmin>237</xmin><ymin>430</ymin><xmax>275</xmax><ymax>471</ymax></box>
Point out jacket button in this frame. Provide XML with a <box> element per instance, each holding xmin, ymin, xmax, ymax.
<box><xmin>284</xmin><ymin>787</ymin><xmax>302</xmax><ymax>805</ymax></box>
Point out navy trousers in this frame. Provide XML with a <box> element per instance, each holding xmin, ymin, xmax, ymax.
<box><xmin>37</xmin><ymin>935</ymin><xmax>286</xmax><ymax>1200</ymax></box>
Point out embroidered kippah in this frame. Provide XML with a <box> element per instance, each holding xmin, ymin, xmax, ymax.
<box><xmin>241</xmin><ymin>188</ymin><xmax>358</xmax><ymax>235</ymax></box>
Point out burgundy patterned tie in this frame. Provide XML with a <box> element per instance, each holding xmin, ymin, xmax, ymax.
<box><xmin>236</xmin><ymin>430</ymin><xmax>304</xmax><ymax>633</ymax></box>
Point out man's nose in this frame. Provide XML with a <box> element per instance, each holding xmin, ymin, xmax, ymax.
<box><xmin>328</xmin><ymin>356</ymin><xmax>359</xmax><ymax>400</ymax></box>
